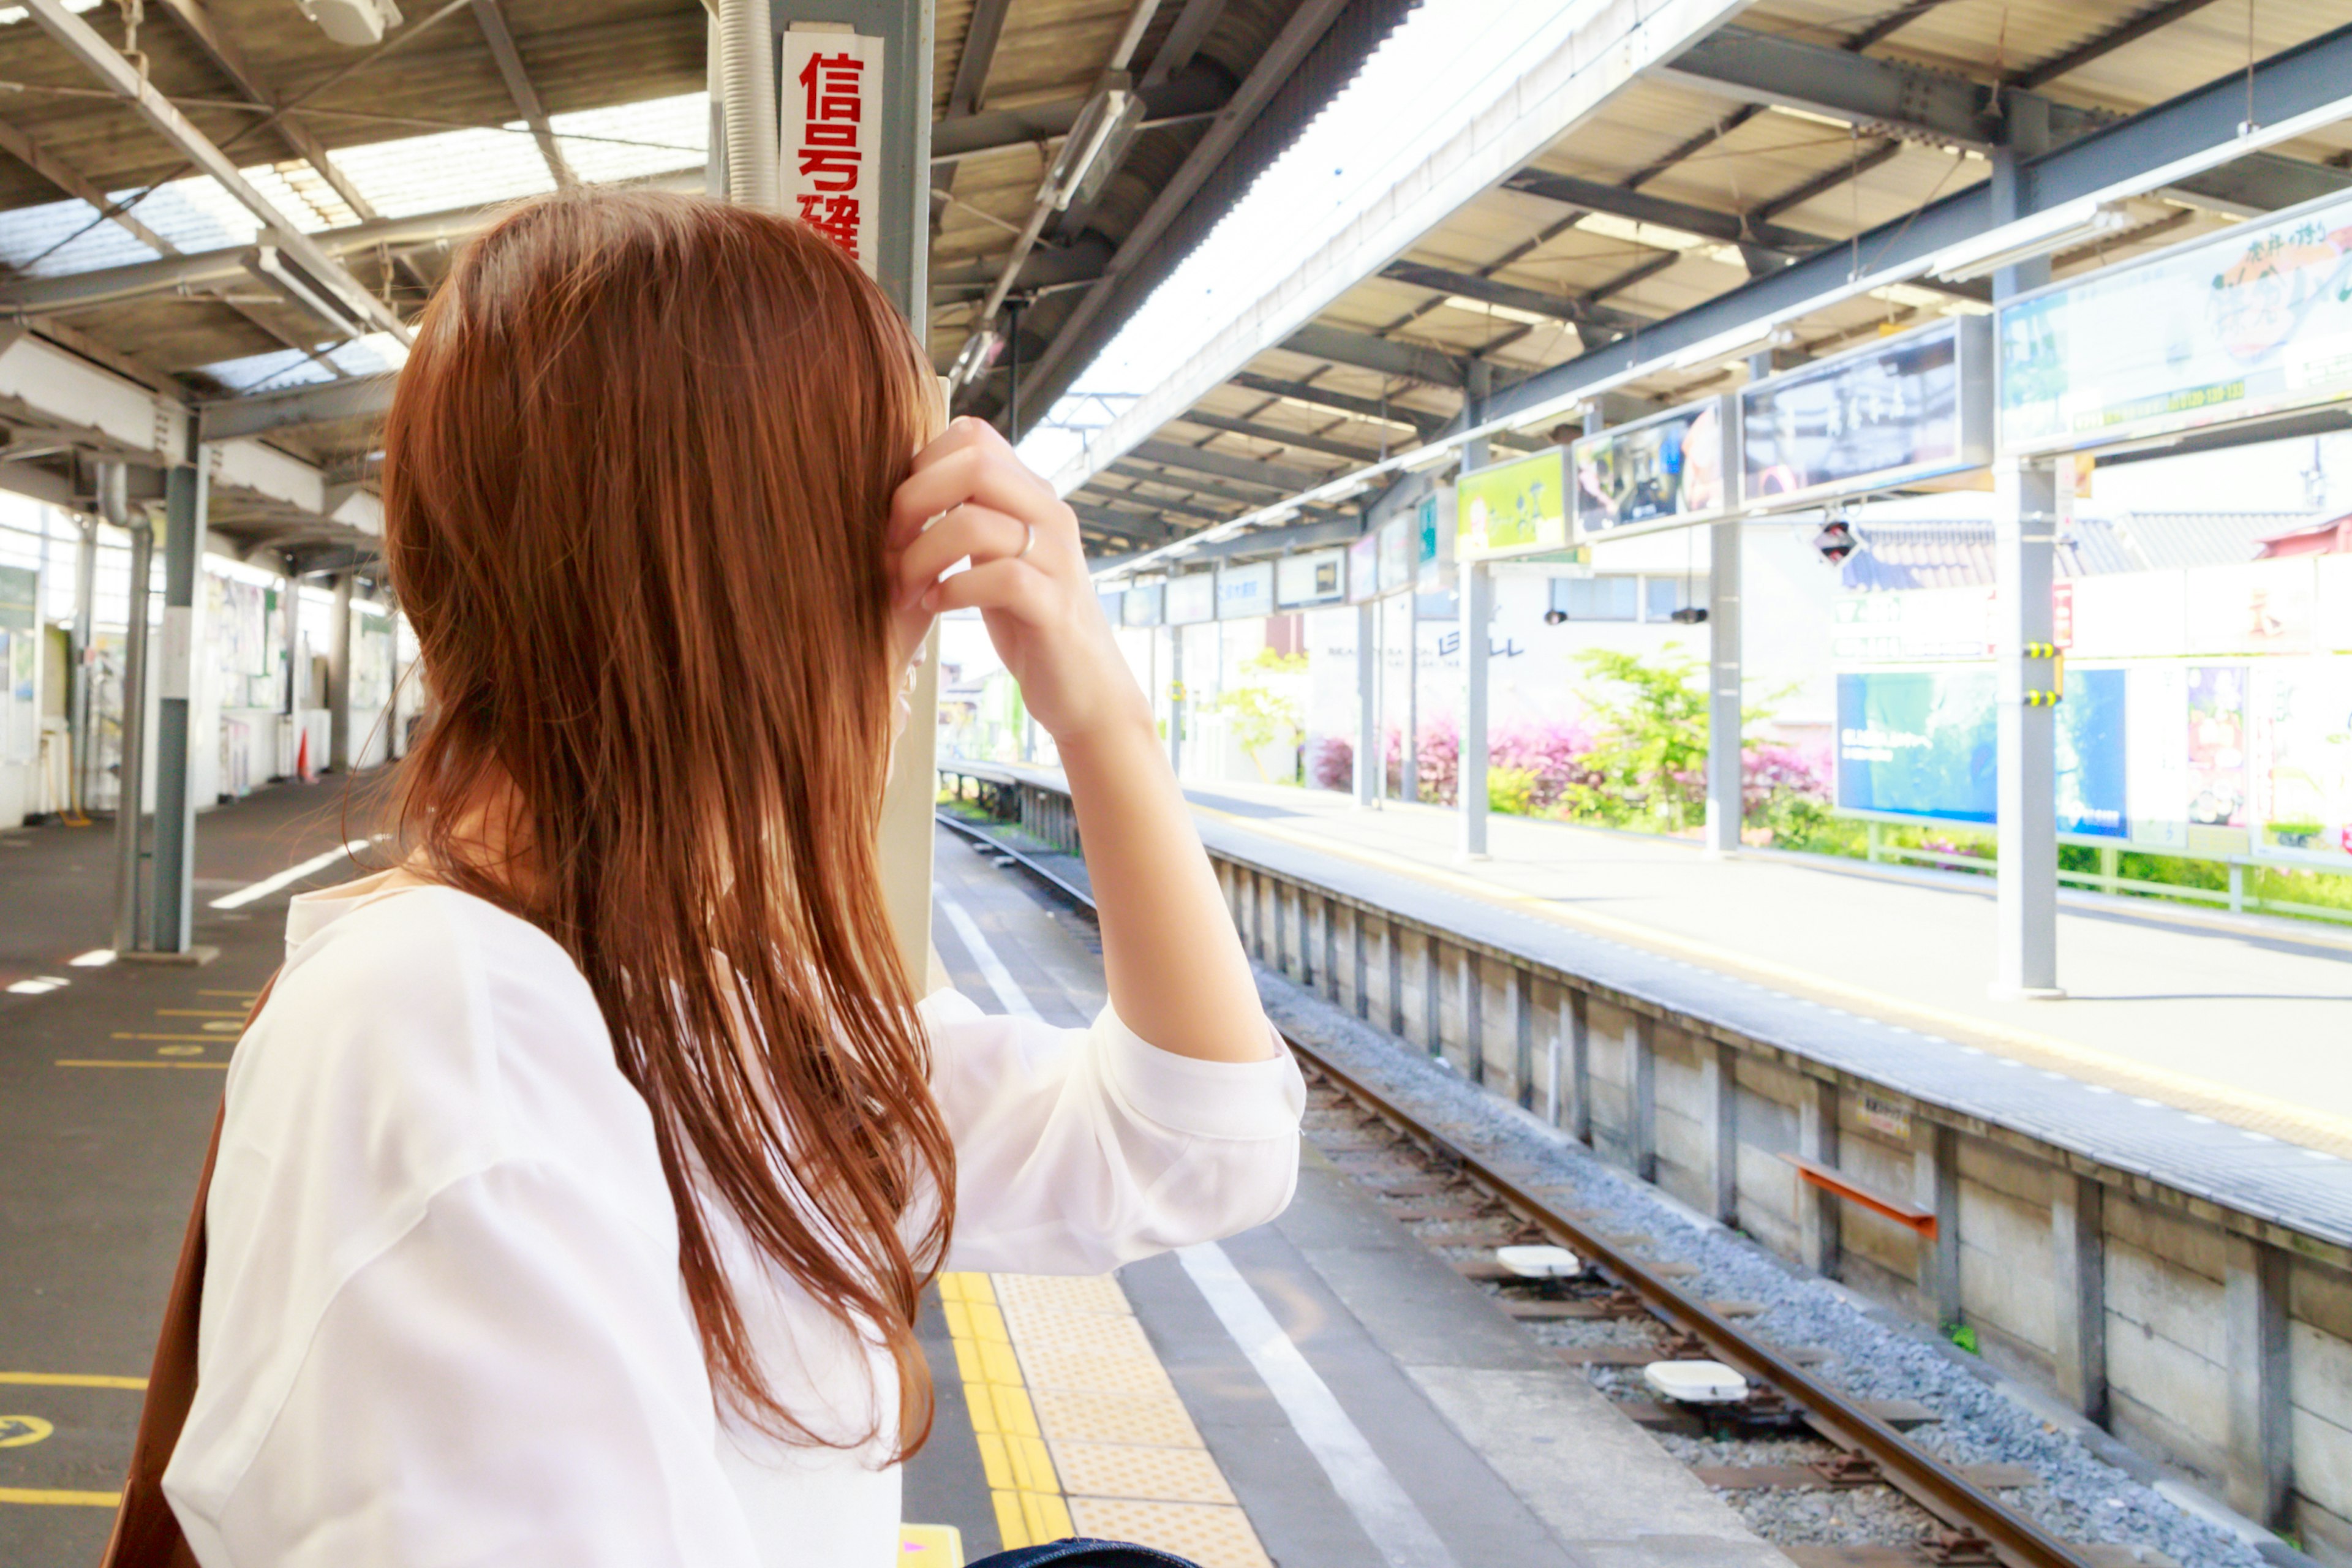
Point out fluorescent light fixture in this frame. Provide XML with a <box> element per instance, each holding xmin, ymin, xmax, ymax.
<box><xmin>1260</xmin><ymin>505</ymin><xmax>1300</xmax><ymax>526</ymax></box>
<box><xmin>244</xmin><ymin>243</ymin><xmax>372</xmax><ymax>337</ymax></box>
<box><xmin>948</xmin><ymin>328</ymin><xmax>1001</xmax><ymax>393</ymax></box>
<box><xmin>1668</xmin><ymin>324</ymin><xmax>1787</xmax><ymax>373</ymax></box>
<box><xmin>1928</xmin><ymin>201</ymin><xmax>2132</xmax><ymax>282</ymax></box>
<box><xmin>1402</xmin><ymin>442</ymin><xmax>1460</xmax><ymax>472</ymax></box>
<box><xmin>1040</xmin><ymin>83</ymin><xmax>1142</xmax><ymax>212</ymax></box>
<box><xmin>1442</xmin><ymin>294</ymin><xmax>1557</xmax><ymax>328</ymax></box>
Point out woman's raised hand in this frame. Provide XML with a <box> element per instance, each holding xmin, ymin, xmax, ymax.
<box><xmin>888</xmin><ymin>418</ymin><xmax>1148</xmax><ymax>746</ymax></box>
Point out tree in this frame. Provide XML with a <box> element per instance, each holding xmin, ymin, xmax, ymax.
<box><xmin>1216</xmin><ymin>649</ymin><xmax>1308</xmax><ymax>783</ymax></box>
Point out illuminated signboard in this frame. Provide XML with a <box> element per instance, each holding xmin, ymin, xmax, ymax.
<box><xmin>1121</xmin><ymin>582</ymin><xmax>1164</xmax><ymax>627</ymax></box>
<box><xmin>1276</xmin><ymin>548</ymin><xmax>1346</xmax><ymax>607</ymax></box>
<box><xmin>2000</xmin><ymin>187</ymin><xmax>2352</xmax><ymax>455</ymax></box>
<box><xmin>1165</xmin><ymin>572</ymin><xmax>1215</xmax><ymax>625</ymax></box>
<box><xmin>1458</xmin><ymin>447</ymin><xmax>1569</xmax><ymax>560</ymax></box>
<box><xmin>1376</xmin><ymin>514</ymin><xmax>1413</xmax><ymax>595</ymax></box>
<box><xmin>1570</xmin><ymin>397</ymin><xmax>1728</xmax><ymax>543</ymax></box>
<box><xmin>1216</xmin><ymin>560</ymin><xmax>1275</xmax><ymax>620</ymax></box>
<box><xmin>1347</xmin><ymin>529</ymin><xmax>1380</xmax><ymax>603</ymax></box>
<box><xmin>1740</xmin><ymin>315</ymin><xmax>1992</xmax><ymax>510</ymax></box>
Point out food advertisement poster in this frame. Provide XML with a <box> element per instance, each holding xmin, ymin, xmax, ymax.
<box><xmin>2000</xmin><ymin>189</ymin><xmax>2352</xmax><ymax>454</ymax></box>
<box><xmin>1458</xmin><ymin>448</ymin><xmax>1570</xmax><ymax>560</ymax></box>
<box><xmin>1740</xmin><ymin>318</ymin><xmax>1986</xmax><ymax>509</ymax></box>
<box><xmin>1571</xmin><ymin>399</ymin><xmax>1726</xmax><ymax>541</ymax></box>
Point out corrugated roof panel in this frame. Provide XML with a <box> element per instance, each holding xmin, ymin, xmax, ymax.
<box><xmin>0</xmin><ymin>196</ymin><xmax>159</xmax><ymax>277</ymax></box>
<box><xmin>548</xmin><ymin>91</ymin><xmax>707</xmax><ymax>185</ymax></box>
<box><xmin>334</xmin><ymin>124</ymin><xmax>559</xmax><ymax>220</ymax></box>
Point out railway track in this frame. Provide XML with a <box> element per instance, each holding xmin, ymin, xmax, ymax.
<box><xmin>935</xmin><ymin>811</ymin><xmax>2129</xmax><ymax>1568</ymax></box>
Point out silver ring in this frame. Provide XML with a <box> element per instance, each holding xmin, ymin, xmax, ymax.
<box><xmin>1015</xmin><ymin>521</ymin><xmax>1036</xmax><ymax>560</ymax></box>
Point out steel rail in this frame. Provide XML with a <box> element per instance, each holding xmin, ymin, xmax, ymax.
<box><xmin>935</xmin><ymin>808</ymin><xmax>2102</xmax><ymax>1568</ymax></box>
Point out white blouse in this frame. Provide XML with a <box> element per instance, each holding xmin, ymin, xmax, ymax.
<box><xmin>163</xmin><ymin>876</ymin><xmax>1304</xmax><ymax>1568</ymax></box>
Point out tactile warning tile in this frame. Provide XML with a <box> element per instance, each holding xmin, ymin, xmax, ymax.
<box><xmin>999</xmin><ymin>1305</ymin><xmax>1161</xmax><ymax>1363</ymax></box>
<box><xmin>993</xmin><ymin>1272</ymin><xmax>1130</xmax><ymax>1316</ymax></box>
<box><xmin>1009</xmin><ymin>1341</ymin><xmax>1178</xmax><ymax>1397</ymax></box>
<box><xmin>1066</xmin><ymin>1498</ymin><xmax>1274</xmax><ymax>1568</ymax></box>
<box><xmin>1054</xmin><ymin>1441</ymin><xmax>1236</xmax><ymax>1505</ymax></box>
<box><xmin>1028</xmin><ymin>1387</ymin><xmax>1204</xmax><ymax>1449</ymax></box>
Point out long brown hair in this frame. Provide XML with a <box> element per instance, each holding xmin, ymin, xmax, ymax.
<box><xmin>382</xmin><ymin>188</ymin><xmax>954</xmax><ymax>1453</ymax></box>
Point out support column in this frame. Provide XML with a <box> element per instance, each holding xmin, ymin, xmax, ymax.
<box><xmin>1995</xmin><ymin>455</ymin><xmax>2064</xmax><ymax>998</ymax></box>
<box><xmin>1913</xmin><ymin>1121</ymin><xmax>1962</xmax><ymax>1328</ymax></box>
<box><xmin>1167</xmin><ymin>626</ymin><xmax>1183</xmax><ymax>776</ymax></box>
<box><xmin>1354</xmin><ymin>599</ymin><xmax>1378</xmax><ymax>806</ymax></box>
<box><xmin>2050</xmin><ymin>1172</ymin><xmax>2108</xmax><ymax>1423</ymax></box>
<box><xmin>1704</xmin><ymin>517</ymin><xmax>1743</xmax><ymax>857</ymax></box>
<box><xmin>1700</xmin><ymin>1040</ymin><xmax>1738</xmax><ymax>1224</ymax></box>
<box><xmin>107</xmin><ymin>467</ymin><xmax>149</xmax><ymax>957</ymax></box>
<box><xmin>1566</xmin><ymin>989</ymin><xmax>1590</xmax><ymax>1142</ymax></box>
<box><xmin>328</xmin><ymin>572</ymin><xmax>353</xmax><ymax>773</ymax></box>
<box><xmin>1420</xmin><ymin>933</ymin><xmax>1440</xmax><ymax>1059</ymax></box>
<box><xmin>69</xmin><ymin>510</ymin><xmax>96</xmax><ymax>815</ymax></box>
<box><xmin>2225</xmin><ymin>1234</ymin><xmax>2291</xmax><ymax>1527</ymax></box>
<box><xmin>1385</xmin><ymin>917</ymin><xmax>1404</xmax><ymax>1037</ymax></box>
<box><xmin>1351</xmin><ymin>903</ymin><xmax>1369</xmax><ymax>1019</ymax></box>
<box><xmin>1798</xmin><ymin>1076</ymin><xmax>1841</xmax><ymax>1276</ymax></box>
<box><xmin>1460</xmin><ymin>559</ymin><xmax>1491</xmax><ymax>857</ymax></box>
<box><xmin>1509</xmin><ymin>968</ymin><xmax>1533</xmax><ymax>1111</ymax></box>
<box><xmin>1399</xmin><ymin>592</ymin><xmax>1418</xmax><ymax>804</ymax></box>
<box><xmin>149</xmin><ymin>459</ymin><xmax>209</xmax><ymax>955</ymax></box>
<box><xmin>1460</xmin><ymin>946</ymin><xmax>1482</xmax><ymax>1083</ymax></box>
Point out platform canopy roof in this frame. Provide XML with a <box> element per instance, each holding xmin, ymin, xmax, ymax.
<box><xmin>1048</xmin><ymin>0</ymin><xmax>2352</xmax><ymax>568</ymax></box>
<box><xmin>0</xmin><ymin>0</ymin><xmax>1404</xmax><ymax>568</ymax></box>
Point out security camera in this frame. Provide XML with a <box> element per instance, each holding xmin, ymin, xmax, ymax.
<box><xmin>1812</xmin><ymin>519</ymin><xmax>1858</xmax><ymax>564</ymax></box>
<box><xmin>1668</xmin><ymin>606</ymin><xmax>1708</xmax><ymax>624</ymax></box>
<box><xmin>1543</xmin><ymin>608</ymin><xmax>1569</xmax><ymax>626</ymax></box>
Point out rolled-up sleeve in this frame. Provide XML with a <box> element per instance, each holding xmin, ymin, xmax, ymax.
<box><xmin>925</xmin><ymin>990</ymin><xmax>1305</xmax><ymax>1276</ymax></box>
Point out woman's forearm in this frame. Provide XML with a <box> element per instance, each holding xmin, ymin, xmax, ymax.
<box><xmin>1056</xmin><ymin>713</ymin><xmax>1274</xmax><ymax>1064</ymax></box>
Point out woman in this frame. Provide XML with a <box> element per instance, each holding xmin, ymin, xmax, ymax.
<box><xmin>159</xmin><ymin>190</ymin><xmax>1302</xmax><ymax>1567</ymax></box>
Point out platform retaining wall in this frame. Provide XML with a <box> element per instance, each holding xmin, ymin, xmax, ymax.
<box><xmin>942</xmin><ymin>771</ymin><xmax>2352</xmax><ymax>1563</ymax></box>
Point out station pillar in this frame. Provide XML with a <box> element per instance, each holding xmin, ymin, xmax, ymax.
<box><xmin>1398</xmin><ymin>593</ymin><xmax>1417</xmax><ymax>805</ymax></box>
<box><xmin>1353</xmin><ymin>600</ymin><xmax>1376</xmax><ymax>806</ymax></box>
<box><xmin>67</xmin><ymin>507</ymin><xmax>96</xmax><ymax>814</ymax></box>
<box><xmin>148</xmin><ymin>458</ymin><xmax>209</xmax><ymax>956</ymax></box>
<box><xmin>1703</xmin><ymin>516</ymin><xmax>1742</xmax><ymax>857</ymax></box>
<box><xmin>1457</xmin><ymin>363</ymin><xmax>1490</xmax><ymax>858</ymax></box>
<box><xmin>1994</xmin><ymin>455</ymin><xmax>2064</xmax><ymax>998</ymax></box>
<box><xmin>1167</xmin><ymin>626</ymin><xmax>1183</xmax><ymax>777</ymax></box>
<box><xmin>328</xmin><ymin>571</ymin><xmax>353</xmax><ymax>773</ymax></box>
<box><xmin>104</xmin><ymin>465</ymin><xmax>149</xmax><ymax>957</ymax></box>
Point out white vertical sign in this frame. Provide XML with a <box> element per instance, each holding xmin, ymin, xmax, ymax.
<box><xmin>779</xmin><ymin>26</ymin><xmax>886</xmax><ymax>278</ymax></box>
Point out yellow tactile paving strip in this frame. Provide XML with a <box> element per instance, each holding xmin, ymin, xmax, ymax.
<box><xmin>939</xmin><ymin>1271</ymin><xmax>1272</xmax><ymax>1568</ymax></box>
<box><xmin>1196</xmin><ymin>804</ymin><xmax>2352</xmax><ymax>1159</ymax></box>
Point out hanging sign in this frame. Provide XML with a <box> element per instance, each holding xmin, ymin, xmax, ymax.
<box><xmin>1740</xmin><ymin>315</ymin><xmax>1992</xmax><ymax>511</ymax></box>
<box><xmin>1458</xmin><ymin>447</ymin><xmax>1569</xmax><ymax>560</ymax></box>
<box><xmin>1346</xmin><ymin>529</ymin><xmax>1380</xmax><ymax>603</ymax></box>
<box><xmin>1166</xmin><ymin>572</ymin><xmax>1215</xmax><ymax>626</ymax></box>
<box><xmin>2000</xmin><ymin>187</ymin><xmax>2352</xmax><ymax>455</ymax></box>
<box><xmin>1571</xmin><ymin>397</ymin><xmax>1730</xmax><ymax>543</ymax></box>
<box><xmin>781</xmin><ymin>28</ymin><xmax>886</xmax><ymax>277</ymax></box>
<box><xmin>1121</xmin><ymin>582</ymin><xmax>1164</xmax><ymax>627</ymax></box>
<box><xmin>1276</xmin><ymin>548</ymin><xmax>1346</xmax><ymax>607</ymax></box>
<box><xmin>1216</xmin><ymin>560</ymin><xmax>1275</xmax><ymax>619</ymax></box>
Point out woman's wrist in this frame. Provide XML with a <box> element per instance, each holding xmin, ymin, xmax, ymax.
<box><xmin>1048</xmin><ymin>693</ymin><xmax>1158</xmax><ymax>767</ymax></box>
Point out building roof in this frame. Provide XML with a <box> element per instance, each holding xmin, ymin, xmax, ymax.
<box><xmin>1839</xmin><ymin>510</ymin><xmax>2318</xmax><ymax>590</ymax></box>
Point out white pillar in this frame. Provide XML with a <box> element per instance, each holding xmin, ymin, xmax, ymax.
<box><xmin>1354</xmin><ymin>600</ymin><xmax>1377</xmax><ymax>806</ymax></box>
<box><xmin>1704</xmin><ymin>518</ymin><xmax>1743</xmax><ymax>856</ymax></box>
<box><xmin>1400</xmin><ymin>593</ymin><xmax>1418</xmax><ymax>804</ymax></box>
<box><xmin>328</xmin><ymin>572</ymin><xmax>353</xmax><ymax>773</ymax></box>
<box><xmin>1458</xmin><ymin>559</ymin><xmax>1490</xmax><ymax>857</ymax></box>
<box><xmin>1995</xmin><ymin>456</ymin><xmax>2063</xmax><ymax>998</ymax></box>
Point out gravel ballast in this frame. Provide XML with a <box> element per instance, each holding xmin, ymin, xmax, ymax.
<box><xmin>1259</xmin><ymin>965</ymin><xmax>2277</xmax><ymax>1568</ymax></box>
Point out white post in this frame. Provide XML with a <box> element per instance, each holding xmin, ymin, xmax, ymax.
<box><xmin>1400</xmin><ymin>593</ymin><xmax>1418</xmax><ymax>804</ymax></box>
<box><xmin>1459</xmin><ymin>559</ymin><xmax>1490</xmax><ymax>858</ymax></box>
<box><xmin>1354</xmin><ymin>599</ymin><xmax>1377</xmax><ymax>806</ymax></box>
<box><xmin>1994</xmin><ymin>456</ymin><xmax>2063</xmax><ymax>998</ymax></box>
<box><xmin>1704</xmin><ymin>517</ymin><xmax>1742</xmax><ymax>856</ymax></box>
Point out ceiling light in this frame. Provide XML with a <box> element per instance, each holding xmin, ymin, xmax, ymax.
<box><xmin>1669</xmin><ymin>324</ymin><xmax>1790</xmax><ymax>373</ymax></box>
<box><xmin>1403</xmin><ymin>443</ymin><xmax>1460</xmax><ymax>472</ymax></box>
<box><xmin>243</xmin><ymin>243</ymin><xmax>373</xmax><ymax>337</ymax></box>
<box><xmin>948</xmin><ymin>329</ymin><xmax>1002</xmax><ymax>393</ymax></box>
<box><xmin>1040</xmin><ymin>82</ymin><xmax>1143</xmax><ymax>212</ymax></box>
<box><xmin>1442</xmin><ymin>295</ymin><xmax>1556</xmax><ymax>329</ymax></box>
<box><xmin>295</xmin><ymin>0</ymin><xmax>402</xmax><ymax>47</ymax></box>
<box><xmin>1928</xmin><ymin>202</ymin><xmax>2132</xmax><ymax>283</ymax></box>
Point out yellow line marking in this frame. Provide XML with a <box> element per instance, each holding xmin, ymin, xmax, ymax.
<box><xmin>0</xmin><ymin>1373</ymin><xmax>144</xmax><ymax>1390</ymax></box>
<box><xmin>0</xmin><ymin>1415</ymin><xmax>53</xmax><ymax>1447</ymax></box>
<box><xmin>156</xmin><ymin>1010</ymin><xmax>243</xmax><ymax>1019</ymax></box>
<box><xmin>197</xmin><ymin>991</ymin><xmax>257</xmax><ymax>999</ymax></box>
<box><xmin>898</xmin><ymin>1523</ymin><xmax>964</xmax><ymax>1565</ymax></box>
<box><xmin>0</xmin><ymin>1487</ymin><xmax>120</xmax><ymax>1507</ymax></box>
<box><xmin>1195</xmin><ymin>804</ymin><xmax>2352</xmax><ymax>1157</ymax></box>
<box><xmin>58</xmin><ymin>1060</ymin><xmax>230</xmax><ymax>1071</ymax></box>
<box><xmin>939</xmin><ymin>1272</ymin><xmax>1070</xmax><ymax>1550</ymax></box>
<box><xmin>111</xmin><ymin>1033</ymin><xmax>230</xmax><ymax>1042</ymax></box>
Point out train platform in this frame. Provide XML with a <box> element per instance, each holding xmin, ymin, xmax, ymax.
<box><xmin>1</xmin><ymin>782</ymin><xmax>1796</xmax><ymax>1568</ymax></box>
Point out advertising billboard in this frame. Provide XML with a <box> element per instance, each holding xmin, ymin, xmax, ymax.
<box><xmin>1376</xmin><ymin>514</ymin><xmax>1412</xmax><ymax>595</ymax></box>
<box><xmin>1121</xmin><ymin>582</ymin><xmax>1164</xmax><ymax>627</ymax></box>
<box><xmin>1834</xmin><ymin>666</ymin><xmax>2126</xmax><ymax>836</ymax></box>
<box><xmin>1458</xmin><ymin>447</ymin><xmax>1569</xmax><ymax>560</ymax></box>
<box><xmin>1740</xmin><ymin>315</ymin><xmax>1992</xmax><ymax>510</ymax></box>
<box><xmin>1166</xmin><ymin>572</ymin><xmax>1215</xmax><ymax>625</ymax></box>
<box><xmin>1347</xmin><ymin>529</ymin><xmax>1380</xmax><ymax>603</ymax></box>
<box><xmin>1571</xmin><ymin>397</ymin><xmax>1729</xmax><ymax>543</ymax></box>
<box><xmin>1276</xmin><ymin>548</ymin><xmax>1346</xmax><ymax>607</ymax></box>
<box><xmin>2000</xmin><ymin>187</ymin><xmax>2352</xmax><ymax>456</ymax></box>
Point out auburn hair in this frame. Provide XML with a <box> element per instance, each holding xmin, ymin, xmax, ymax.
<box><xmin>381</xmin><ymin>187</ymin><xmax>954</xmax><ymax>1454</ymax></box>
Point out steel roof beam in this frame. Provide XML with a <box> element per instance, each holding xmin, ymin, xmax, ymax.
<box><xmin>1278</xmin><ymin>323</ymin><xmax>1466</xmax><ymax>388</ymax></box>
<box><xmin>931</xmin><ymin>66</ymin><xmax>1231</xmax><ymax>162</ymax></box>
<box><xmin>21</xmin><ymin>0</ymin><xmax>410</xmax><ymax>343</ymax></box>
<box><xmin>470</xmin><ymin>0</ymin><xmax>575</xmax><ymax>188</ymax></box>
<box><xmin>1076</xmin><ymin>482</ymin><xmax>1229</xmax><ymax>522</ymax></box>
<box><xmin>199</xmin><ymin>374</ymin><xmax>396</xmax><ymax>441</ymax></box>
<box><xmin>1483</xmin><ymin>20</ymin><xmax>2352</xmax><ymax>432</ymax></box>
<box><xmin>1129</xmin><ymin>439</ymin><xmax>1326</xmax><ymax>494</ymax></box>
<box><xmin>1106</xmin><ymin>459</ymin><xmax>1278</xmax><ymax>511</ymax></box>
<box><xmin>2010</xmin><ymin>0</ymin><xmax>2227</xmax><ymax>92</ymax></box>
<box><xmin>1174</xmin><ymin>410</ymin><xmax>1385</xmax><ymax>464</ymax></box>
<box><xmin>1380</xmin><ymin>258</ymin><xmax>1644</xmax><ymax>337</ymax></box>
<box><xmin>1224</xmin><ymin>371</ymin><xmax>1443</xmax><ymax>439</ymax></box>
<box><xmin>1502</xmin><ymin>170</ymin><xmax>1826</xmax><ymax>258</ymax></box>
<box><xmin>1069</xmin><ymin>501</ymin><xmax>1175</xmax><ymax>542</ymax></box>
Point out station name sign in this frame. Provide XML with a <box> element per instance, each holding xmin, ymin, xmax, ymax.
<box><xmin>1570</xmin><ymin>396</ymin><xmax>1729</xmax><ymax>543</ymax></box>
<box><xmin>1741</xmin><ymin>315</ymin><xmax>1992</xmax><ymax>511</ymax></box>
<box><xmin>2000</xmin><ymin>187</ymin><xmax>2352</xmax><ymax>456</ymax></box>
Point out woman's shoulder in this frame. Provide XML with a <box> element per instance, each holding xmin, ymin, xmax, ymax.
<box><xmin>238</xmin><ymin>884</ymin><xmax>654</xmax><ymax>1193</ymax></box>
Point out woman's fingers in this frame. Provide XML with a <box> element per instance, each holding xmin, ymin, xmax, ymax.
<box><xmin>892</xmin><ymin>502</ymin><xmax>1054</xmax><ymax>606</ymax></box>
<box><xmin>889</xmin><ymin>440</ymin><xmax>1068</xmax><ymax>550</ymax></box>
<box><xmin>920</xmin><ymin>556</ymin><xmax>1057</xmax><ymax>620</ymax></box>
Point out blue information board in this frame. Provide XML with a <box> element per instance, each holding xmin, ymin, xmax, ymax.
<box><xmin>1835</xmin><ymin>668</ymin><xmax>2127</xmax><ymax>836</ymax></box>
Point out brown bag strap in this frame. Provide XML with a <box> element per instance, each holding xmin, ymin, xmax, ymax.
<box><xmin>100</xmin><ymin>973</ymin><xmax>277</xmax><ymax>1568</ymax></box>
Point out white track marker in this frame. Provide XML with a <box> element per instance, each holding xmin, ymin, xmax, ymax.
<box><xmin>935</xmin><ymin>894</ymin><xmax>1041</xmax><ymax>1020</ymax></box>
<box><xmin>1178</xmin><ymin>1240</ymin><xmax>1461</xmax><ymax>1568</ymax></box>
<box><xmin>209</xmin><ymin>840</ymin><xmax>371</xmax><ymax>910</ymax></box>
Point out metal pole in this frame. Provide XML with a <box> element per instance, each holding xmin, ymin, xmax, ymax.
<box><xmin>1354</xmin><ymin>598</ymin><xmax>1376</xmax><ymax>806</ymax></box>
<box><xmin>69</xmin><ymin>508</ymin><xmax>96</xmax><ymax>815</ymax></box>
<box><xmin>150</xmin><ymin>458</ymin><xmax>208</xmax><ymax>954</ymax></box>
<box><xmin>1996</xmin><ymin>455</ymin><xmax>2063</xmax><ymax>997</ymax></box>
<box><xmin>1704</xmin><ymin>516</ymin><xmax>1743</xmax><ymax>857</ymax></box>
<box><xmin>107</xmin><ymin>469</ymin><xmax>149</xmax><ymax>956</ymax></box>
<box><xmin>1401</xmin><ymin>590</ymin><xmax>1419</xmax><ymax>805</ymax></box>
<box><xmin>328</xmin><ymin>572</ymin><xmax>353</xmax><ymax>772</ymax></box>
<box><xmin>1168</xmin><ymin>624</ymin><xmax>1183</xmax><ymax>776</ymax></box>
<box><xmin>1458</xmin><ymin>362</ymin><xmax>1490</xmax><ymax>856</ymax></box>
